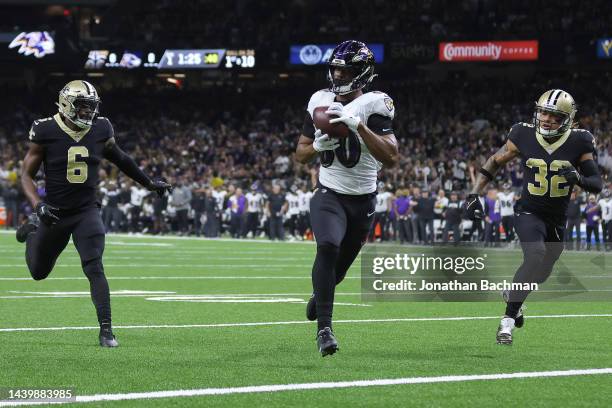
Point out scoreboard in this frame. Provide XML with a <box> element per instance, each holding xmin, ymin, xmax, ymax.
<box><xmin>85</xmin><ymin>49</ymin><xmax>256</xmax><ymax>70</ymax></box>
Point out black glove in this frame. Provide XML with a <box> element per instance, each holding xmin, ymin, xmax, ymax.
<box><xmin>463</xmin><ymin>194</ymin><xmax>484</xmax><ymax>220</ymax></box>
<box><xmin>35</xmin><ymin>202</ymin><xmax>60</xmax><ymax>226</ymax></box>
<box><xmin>558</xmin><ymin>165</ymin><xmax>581</xmax><ymax>185</ymax></box>
<box><xmin>148</xmin><ymin>179</ymin><xmax>173</xmax><ymax>198</ymax></box>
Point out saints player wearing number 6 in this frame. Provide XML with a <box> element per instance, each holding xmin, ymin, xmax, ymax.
<box><xmin>463</xmin><ymin>89</ymin><xmax>602</xmax><ymax>345</ymax></box>
<box><xmin>295</xmin><ymin>40</ymin><xmax>399</xmax><ymax>356</ymax></box>
<box><xmin>17</xmin><ymin>81</ymin><xmax>172</xmax><ymax>347</ymax></box>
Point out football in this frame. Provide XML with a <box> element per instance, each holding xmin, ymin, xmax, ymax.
<box><xmin>312</xmin><ymin>106</ymin><xmax>350</xmax><ymax>139</ymax></box>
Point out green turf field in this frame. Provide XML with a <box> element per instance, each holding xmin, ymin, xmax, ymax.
<box><xmin>1</xmin><ymin>231</ymin><xmax>611</xmax><ymax>407</ymax></box>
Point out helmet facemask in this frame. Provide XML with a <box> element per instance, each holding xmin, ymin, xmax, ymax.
<box><xmin>533</xmin><ymin>89</ymin><xmax>577</xmax><ymax>140</ymax></box>
<box><xmin>533</xmin><ymin>107</ymin><xmax>571</xmax><ymax>139</ymax></box>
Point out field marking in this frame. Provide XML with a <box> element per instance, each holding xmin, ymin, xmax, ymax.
<box><xmin>0</xmin><ymin>276</ymin><xmax>340</xmax><ymax>281</ymax></box>
<box><xmin>0</xmin><ymin>264</ymin><xmax>313</xmax><ymax>268</ymax></box>
<box><xmin>143</xmin><ymin>295</ymin><xmax>371</xmax><ymax>307</ymax></box>
<box><xmin>0</xmin><ymin>290</ymin><xmax>176</xmax><ymax>299</ymax></box>
<box><xmin>1</xmin><ymin>314</ymin><xmax>611</xmax><ymax>333</ymax></box>
<box><xmin>1</xmin><ymin>368</ymin><xmax>611</xmax><ymax>406</ymax></box>
<box><xmin>0</xmin><ymin>292</ymin><xmax>362</xmax><ymax>299</ymax></box>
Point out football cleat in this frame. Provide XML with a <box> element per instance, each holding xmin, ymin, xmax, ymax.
<box><xmin>317</xmin><ymin>327</ymin><xmax>338</xmax><ymax>357</ymax></box>
<box><xmin>306</xmin><ymin>294</ymin><xmax>317</xmax><ymax>321</ymax></box>
<box><xmin>16</xmin><ymin>214</ymin><xmax>39</xmax><ymax>243</ymax></box>
<box><xmin>502</xmin><ymin>290</ymin><xmax>525</xmax><ymax>328</ymax></box>
<box><xmin>99</xmin><ymin>326</ymin><xmax>119</xmax><ymax>348</ymax></box>
<box><xmin>496</xmin><ymin>317</ymin><xmax>515</xmax><ymax>345</ymax></box>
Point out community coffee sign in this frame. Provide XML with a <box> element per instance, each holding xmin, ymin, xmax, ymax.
<box><xmin>439</xmin><ymin>41</ymin><xmax>538</xmax><ymax>62</ymax></box>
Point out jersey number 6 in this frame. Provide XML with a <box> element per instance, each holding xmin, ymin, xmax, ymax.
<box><xmin>67</xmin><ymin>146</ymin><xmax>89</xmax><ymax>184</ymax></box>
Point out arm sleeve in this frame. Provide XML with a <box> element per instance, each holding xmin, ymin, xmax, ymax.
<box><xmin>103</xmin><ymin>142</ymin><xmax>152</xmax><ymax>188</ymax></box>
<box><xmin>578</xmin><ymin>159</ymin><xmax>603</xmax><ymax>193</ymax></box>
<box><xmin>302</xmin><ymin>112</ymin><xmax>316</xmax><ymax>139</ymax></box>
<box><xmin>367</xmin><ymin>114</ymin><xmax>394</xmax><ymax>135</ymax></box>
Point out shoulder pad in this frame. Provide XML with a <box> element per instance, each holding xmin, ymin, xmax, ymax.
<box><xmin>28</xmin><ymin>117</ymin><xmax>54</xmax><ymax>142</ymax></box>
<box><xmin>307</xmin><ymin>90</ymin><xmax>335</xmax><ymax>116</ymax></box>
<box><xmin>359</xmin><ymin>92</ymin><xmax>395</xmax><ymax>119</ymax></box>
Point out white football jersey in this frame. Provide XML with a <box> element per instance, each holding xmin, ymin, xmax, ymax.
<box><xmin>286</xmin><ymin>193</ymin><xmax>300</xmax><ymax>216</ymax></box>
<box><xmin>307</xmin><ymin>90</ymin><xmax>395</xmax><ymax>195</ymax></box>
<box><xmin>245</xmin><ymin>192</ymin><xmax>263</xmax><ymax>213</ymax></box>
<box><xmin>598</xmin><ymin>198</ymin><xmax>612</xmax><ymax>221</ymax></box>
<box><xmin>298</xmin><ymin>190</ymin><xmax>313</xmax><ymax>213</ymax></box>
<box><xmin>375</xmin><ymin>191</ymin><xmax>392</xmax><ymax>212</ymax></box>
<box><xmin>497</xmin><ymin>191</ymin><xmax>515</xmax><ymax>217</ymax></box>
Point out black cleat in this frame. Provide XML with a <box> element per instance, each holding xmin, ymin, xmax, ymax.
<box><xmin>306</xmin><ymin>294</ymin><xmax>316</xmax><ymax>321</ymax></box>
<box><xmin>502</xmin><ymin>290</ymin><xmax>525</xmax><ymax>328</ymax></box>
<box><xmin>99</xmin><ymin>326</ymin><xmax>119</xmax><ymax>348</ymax></box>
<box><xmin>317</xmin><ymin>327</ymin><xmax>338</xmax><ymax>357</ymax></box>
<box><xmin>16</xmin><ymin>214</ymin><xmax>39</xmax><ymax>243</ymax></box>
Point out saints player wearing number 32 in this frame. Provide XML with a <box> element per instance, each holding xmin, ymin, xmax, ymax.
<box><xmin>463</xmin><ymin>89</ymin><xmax>602</xmax><ymax>345</ymax></box>
<box><xmin>17</xmin><ymin>81</ymin><xmax>172</xmax><ymax>347</ymax></box>
<box><xmin>295</xmin><ymin>41</ymin><xmax>399</xmax><ymax>356</ymax></box>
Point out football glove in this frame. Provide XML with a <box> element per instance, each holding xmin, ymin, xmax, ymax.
<box><xmin>463</xmin><ymin>194</ymin><xmax>484</xmax><ymax>220</ymax></box>
<box><xmin>147</xmin><ymin>179</ymin><xmax>173</xmax><ymax>198</ymax></box>
<box><xmin>35</xmin><ymin>202</ymin><xmax>60</xmax><ymax>226</ymax></box>
<box><xmin>326</xmin><ymin>102</ymin><xmax>361</xmax><ymax>133</ymax></box>
<box><xmin>558</xmin><ymin>165</ymin><xmax>581</xmax><ymax>185</ymax></box>
<box><xmin>313</xmin><ymin>129</ymin><xmax>340</xmax><ymax>152</ymax></box>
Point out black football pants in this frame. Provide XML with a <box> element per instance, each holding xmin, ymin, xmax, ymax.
<box><xmin>25</xmin><ymin>207</ymin><xmax>111</xmax><ymax>326</ymax></box>
<box><xmin>309</xmin><ymin>187</ymin><xmax>375</xmax><ymax>331</ymax></box>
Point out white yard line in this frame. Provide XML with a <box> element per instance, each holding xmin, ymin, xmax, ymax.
<box><xmin>1</xmin><ymin>368</ymin><xmax>611</xmax><ymax>406</ymax></box>
<box><xmin>0</xmin><ymin>276</ymin><xmax>342</xmax><ymax>281</ymax></box>
<box><xmin>1</xmin><ymin>314</ymin><xmax>611</xmax><ymax>333</ymax></box>
<box><xmin>0</xmin><ymin>264</ymin><xmax>312</xmax><ymax>268</ymax></box>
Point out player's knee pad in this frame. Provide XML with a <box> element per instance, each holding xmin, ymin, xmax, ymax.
<box><xmin>82</xmin><ymin>258</ymin><xmax>105</xmax><ymax>279</ymax></box>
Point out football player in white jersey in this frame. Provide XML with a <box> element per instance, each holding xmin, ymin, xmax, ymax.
<box><xmin>245</xmin><ymin>182</ymin><xmax>264</xmax><ymax>238</ymax></box>
<box><xmin>297</xmin><ymin>183</ymin><xmax>313</xmax><ymax>239</ymax></box>
<box><xmin>497</xmin><ymin>182</ymin><xmax>516</xmax><ymax>242</ymax></box>
<box><xmin>286</xmin><ymin>185</ymin><xmax>301</xmax><ymax>239</ymax></box>
<box><xmin>294</xmin><ymin>40</ymin><xmax>399</xmax><ymax>356</ymax></box>
<box><xmin>589</xmin><ymin>190</ymin><xmax>612</xmax><ymax>250</ymax></box>
<box><xmin>371</xmin><ymin>181</ymin><xmax>393</xmax><ymax>241</ymax></box>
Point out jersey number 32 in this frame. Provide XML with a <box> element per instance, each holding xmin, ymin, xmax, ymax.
<box><xmin>526</xmin><ymin>158</ymin><xmax>571</xmax><ymax>198</ymax></box>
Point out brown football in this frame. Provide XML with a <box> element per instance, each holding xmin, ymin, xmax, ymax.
<box><xmin>312</xmin><ymin>106</ymin><xmax>350</xmax><ymax>139</ymax></box>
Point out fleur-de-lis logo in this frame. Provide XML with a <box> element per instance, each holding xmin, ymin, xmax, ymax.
<box><xmin>602</xmin><ymin>40</ymin><xmax>612</xmax><ymax>57</ymax></box>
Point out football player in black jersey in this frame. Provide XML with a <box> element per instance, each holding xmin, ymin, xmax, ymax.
<box><xmin>464</xmin><ymin>89</ymin><xmax>602</xmax><ymax>345</ymax></box>
<box><xmin>16</xmin><ymin>80</ymin><xmax>172</xmax><ymax>347</ymax></box>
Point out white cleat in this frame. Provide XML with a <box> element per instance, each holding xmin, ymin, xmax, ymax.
<box><xmin>496</xmin><ymin>317</ymin><xmax>515</xmax><ymax>345</ymax></box>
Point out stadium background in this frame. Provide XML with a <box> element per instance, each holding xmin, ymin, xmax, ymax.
<box><xmin>1</xmin><ymin>2</ymin><xmax>612</xmax><ymax>407</ymax></box>
<box><xmin>0</xmin><ymin>0</ymin><xmax>611</xmax><ymax>242</ymax></box>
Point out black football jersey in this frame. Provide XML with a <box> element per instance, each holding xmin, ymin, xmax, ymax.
<box><xmin>28</xmin><ymin>114</ymin><xmax>114</xmax><ymax>211</ymax></box>
<box><xmin>508</xmin><ymin>122</ymin><xmax>596</xmax><ymax>224</ymax></box>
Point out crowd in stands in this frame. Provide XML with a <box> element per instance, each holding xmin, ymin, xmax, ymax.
<box><xmin>104</xmin><ymin>0</ymin><xmax>610</xmax><ymax>49</ymax></box>
<box><xmin>1</xmin><ymin>72</ymin><xmax>611</xmax><ymax>249</ymax></box>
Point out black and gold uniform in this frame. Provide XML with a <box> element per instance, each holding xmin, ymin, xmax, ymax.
<box><xmin>508</xmin><ymin>122</ymin><xmax>596</xmax><ymax>227</ymax></box>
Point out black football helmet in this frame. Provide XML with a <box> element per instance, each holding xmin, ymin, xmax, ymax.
<box><xmin>327</xmin><ymin>40</ymin><xmax>376</xmax><ymax>95</ymax></box>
